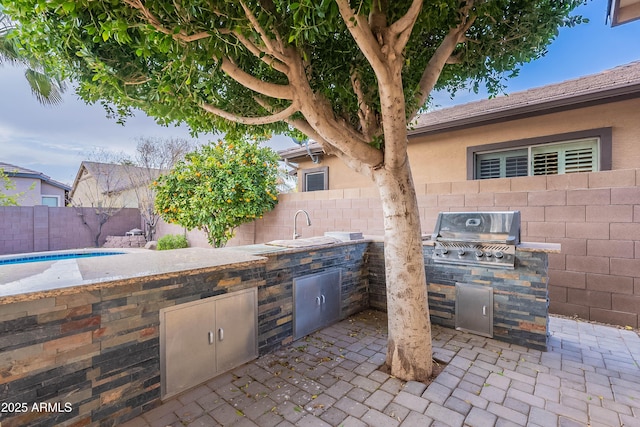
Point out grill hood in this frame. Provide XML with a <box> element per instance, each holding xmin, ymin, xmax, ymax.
<box><xmin>431</xmin><ymin>211</ymin><xmax>521</xmax><ymax>269</ymax></box>
<box><xmin>431</xmin><ymin>211</ymin><xmax>520</xmax><ymax>245</ymax></box>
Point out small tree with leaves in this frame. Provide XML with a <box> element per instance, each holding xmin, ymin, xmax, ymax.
<box><xmin>154</xmin><ymin>138</ymin><xmax>279</xmax><ymax>247</ymax></box>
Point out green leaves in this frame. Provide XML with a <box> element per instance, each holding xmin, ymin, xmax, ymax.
<box><xmin>61</xmin><ymin>2</ymin><xmax>75</xmax><ymax>13</ymax></box>
<box><xmin>154</xmin><ymin>138</ymin><xmax>280</xmax><ymax>248</ymax></box>
<box><xmin>2</xmin><ymin>0</ymin><xmax>585</xmax><ymax>149</ymax></box>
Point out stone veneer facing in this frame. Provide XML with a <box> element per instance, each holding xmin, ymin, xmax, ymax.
<box><xmin>367</xmin><ymin>242</ymin><xmax>550</xmax><ymax>351</ymax></box>
<box><xmin>0</xmin><ymin>241</ymin><xmax>547</xmax><ymax>426</ymax></box>
<box><xmin>0</xmin><ymin>243</ymin><xmax>369</xmax><ymax>427</ymax></box>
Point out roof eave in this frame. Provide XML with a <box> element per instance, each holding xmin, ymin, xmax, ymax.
<box><xmin>278</xmin><ymin>146</ymin><xmax>324</xmax><ymax>162</ymax></box>
<box><xmin>409</xmin><ymin>83</ymin><xmax>640</xmax><ymax>138</ymax></box>
<box><xmin>609</xmin><ymin>0</ymin><xmax>640</xmax><ymax>26</ymax></box>
<box><xmin>6</xmin><ymin>171</ymin><xmax>71</xmax><ymax>191</ymax></box>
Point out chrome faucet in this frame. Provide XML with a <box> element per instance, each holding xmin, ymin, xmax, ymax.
<box><xmin>293</xmin><ymin>210</ymin><xmax>311</xmax><ymax>239</ymax></box>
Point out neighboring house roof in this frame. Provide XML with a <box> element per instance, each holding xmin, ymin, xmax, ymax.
<box><xmin>0</xmin><ymin>162</ymin><xmax>71</xmax><ymax>191</ymax></box>
<box><xmin>69</xmin><ymin>161</ymin><xmax>161</xmax><ymax>200</ymax></box>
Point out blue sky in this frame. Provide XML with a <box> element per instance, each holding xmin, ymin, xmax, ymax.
<box><xmin>1</xmin><ymin>0</ymin><xmax>639</xmax><ymax>185</ymax></box>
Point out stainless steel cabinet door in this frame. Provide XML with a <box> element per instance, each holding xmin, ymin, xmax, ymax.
<box><xmin>455</xmin><ymin>282</ymin><xmax>493</xmax><ymax>338</ymax></box>
<box><xmin>320</xmin><ymin>278</ymin><xmax>341</xmax><ymax>324</ymax></box>
<box><xmin>215</xmin><ymin>288</ymin><xmax>258</xmax><ymax>373</ymax></box>
<box><xmin>161</xmin><ymin>288</ymin><xmax>258</xmax><ymax>399</ymax></box>
<box><xmin>162</xmin><ymin>299</ymin><xmax>216</xmax><ymax>398</ymax></box>
<box><xmin>294</xmin><ymin>270</ymin><xmax>341</xmax><ymax>339</ymax></box>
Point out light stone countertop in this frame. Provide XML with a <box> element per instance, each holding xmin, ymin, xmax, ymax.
<box><xmin>0</xmin><ymin>237</ymin><xmax>558</xmax><ymax>304</ymax></box>
<box><xmin>0</xmin><ymin>248</ymin><xmax>266</xmax><ymax>303</ymax></box>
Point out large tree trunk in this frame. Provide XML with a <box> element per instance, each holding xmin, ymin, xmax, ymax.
<box><xmin>373</xmin><ymin>160</ymin><xmax>433</xmax><ymax>382</ymax></box>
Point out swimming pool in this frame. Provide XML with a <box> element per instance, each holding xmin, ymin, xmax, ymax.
<box><xmin>0</xmin><ymin>250</ymin><xmax>126</xmax><ymax>265</ymax></box>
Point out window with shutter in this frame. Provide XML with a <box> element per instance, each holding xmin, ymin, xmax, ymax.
<box><xmin>478</xmin><ymin>158</ymin><xmax>501</xmax><ymax>179</ymax></box>
<box><xmin>564</xmin><ymin>145</ymin><xmax>596</xmax><ymax>173</ymax></box>
<box><xmin>531</xmin><ymin>139</ymin><xmax>598</xmax><ymax>175</ymax></box>
<box><xmin>475</xmin><ymin>138</ymin><xmax>599</xmax><ymax>179</ymax></box>
<box><xmin>301</xmin><ymin>167</ymin><xmax>328</xmax><ymax>192</ymax></box>
<box><xmin>477</xmin><ymin>150</ymin><xmax>527</xmax><ymax>179</ymax></box>
<box><xmin>532</xmin><ymin>151</ymin><xmax>559</xmax><ymax>175</ymax></box>
<box><xmin>505</xmin><ymin>155</ymin><xmax>528</xmax><ymax>177</ymax></box>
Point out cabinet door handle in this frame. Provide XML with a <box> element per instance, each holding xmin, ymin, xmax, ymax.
<box><xmin>482</xmin><ymin>305</ymin><xmax>487</xmax><ymax>316</ymax></box>
<box><xmin>218</xmin><ymin>328</ymin><xmax>224</xmax><ymax>341</ymax></box>
<box><xmin>208</xmin><ymin>331</ymin><xmax>214</xmax><ymax>344</ymax></box>
<box><xmin>321</xmin><ymin>294</ymin><xmax>326</xmax><ymax>304</ymax></box>
<box><xmin>316</xmin><ymin>296</ymin><xmax>321</xmax><ymax>306</ymax></box>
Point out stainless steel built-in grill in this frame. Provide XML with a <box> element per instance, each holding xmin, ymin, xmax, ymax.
<box><xmin>431</xmin><ymin>211</ymin><xmax>521</xmax><ymax>269</ymax></box>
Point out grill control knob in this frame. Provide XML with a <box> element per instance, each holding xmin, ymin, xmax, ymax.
<box><xmin>441</xmin><ymin>248</ymin><xmax>448</xmax><ymax>255</ymax></box>
<box><xmin>475</xmin><ymin>250</ymin><xmax>484</xmax><ymax>258</ymax></box>
<box><xmin>457</xmin><ymin>249</ymin><xmax>466</xmax><ymax>257</ymax></box>
<box><xmin>494</xmin><ymin>251</ymin><xmax>504</xmax><ymax>259</ymax></box>
<box><xmin>485</xmin><ymin>252</ymin><xmax>493</xmax><ymax>257</ymax></box>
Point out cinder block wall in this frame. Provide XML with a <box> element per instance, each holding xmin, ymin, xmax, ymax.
<box><xmin>163</xmin><ymin>168</ymin><xmax>639</xmax><ymax>328</ymax></box>
<box><xmin>0</xmin><ymin>207</ymin><xmax>142</xmax><ymax>255</ymax></box>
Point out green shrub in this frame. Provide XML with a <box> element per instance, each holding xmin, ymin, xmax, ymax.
<box><xmin>157</xmin><ymin>234</ymin><xmax>189</xmax><ymax>250</ymax></box>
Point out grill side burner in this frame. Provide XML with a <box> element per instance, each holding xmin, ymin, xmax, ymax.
<box><xmin>431</xmin><ymin>211</ymin><xmax>521</xmax><ymax>269</ymax></box>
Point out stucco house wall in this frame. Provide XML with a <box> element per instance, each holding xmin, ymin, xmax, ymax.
<box><xmin>69</xmin><ymin>161</ymin><xmax>159</xmax><ymax>210</ymax></box>
<box><xmin>1</xmin><ymin>162</ymin><xmax>69</xmax><ymax>206</ymax></box>
<box><xmin>408</xmin><ymin>98</ymin><xmax>640</xmax><ymax>184</ymax></box>
<box><xmin>291</xmin><ymin>93</ymin><xmax>640</xmax><ymax>191</ymax></box>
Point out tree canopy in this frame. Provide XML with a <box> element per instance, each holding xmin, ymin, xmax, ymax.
<box><xmin>4</xmin><ymin>1</ymin><xmax>583</xmax><ymax>154</ymax></box>
<box><xmin>1</xmin><ymin>9</ymin><xmax>66</xmax><ymax>105</ymax></box>
<box><xmin>3</xmin><ymin>0</ymin><xmax>585</xmax><ymax>381</ymax></box>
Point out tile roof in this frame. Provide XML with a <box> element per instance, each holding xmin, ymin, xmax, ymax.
<box><xmin>410</xmin><ymin>61</ymin><xmax>640</xmax><ymax>135</ymax></box>
<box><xmin>0</xmin><ymin>162</ymin><xmax>71</xmax><ymax>190</ymax></box>
<box><xmin>70</xmin><ymin>161</ymin><xmax>161</xmax><ymax>197</ymax></box>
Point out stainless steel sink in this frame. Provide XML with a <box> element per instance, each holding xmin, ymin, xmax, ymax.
<box><xmin>266</xmin><ymin>236</ymin><xmax>342</xmax><ymax>248</ymax></box>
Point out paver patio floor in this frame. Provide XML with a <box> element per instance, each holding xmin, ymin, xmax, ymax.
<box><xmin>123</xmin><ymin>309</ymin><xmax>640</xmax><ymax>427</ymax></box>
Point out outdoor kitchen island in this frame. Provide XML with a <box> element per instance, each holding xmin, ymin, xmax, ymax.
<box><xmin>0</xmin><ymin>232</ymin><xmax>557</xmax><ymax>426</ymax></box>
<box><xmin>0</xmin><ymin>241</ymin><xmax>369</xmax><ymax>427</ymax></box>
<box><xmin>369</xmin><ymin>211</ymin><xmax>560</xmax><ymax>352</ymax></box>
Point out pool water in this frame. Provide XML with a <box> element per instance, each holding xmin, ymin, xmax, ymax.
<box><xmin>0</xmin><ymin>251</ymin><xmax>125</xmax><ymax>266</ymax></box>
